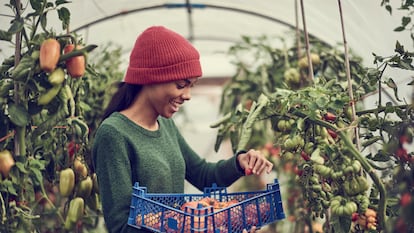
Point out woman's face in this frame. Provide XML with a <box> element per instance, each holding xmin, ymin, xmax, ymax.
<box><xmin>145</xmin><ymin>78</ymin><xmax>198</xmax><ymax>118</ymax></box>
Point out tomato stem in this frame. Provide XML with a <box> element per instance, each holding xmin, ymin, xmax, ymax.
<box><xmin>58</xmin><ymin>44</ymin><xmax>98</xmax><ymax>62</ymax></box>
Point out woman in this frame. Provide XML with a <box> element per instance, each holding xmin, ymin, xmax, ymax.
<box><xmin>92</xmin><ymin>26</ymin><xmax>273</xmax><ymax>233</ymax></box>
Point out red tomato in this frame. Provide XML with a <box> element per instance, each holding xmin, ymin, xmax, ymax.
<box><xmin>39</xmin><ymin>38</ymin><xmax>61</xmax><ymax>72</ymax></box>
<box><xmin>400</xmin><ymin>192</ymin><xmax>412</xmax><ymax>207</ymax></box>
<box><xmin>324</xmin><ymin>112</ymin><xmax>337</xmax><ymax>121</ymax></box>
<box><xmin>64</xmin><ymin>44</ymin><xmax>86</xmax><ymax>78</ymax></box>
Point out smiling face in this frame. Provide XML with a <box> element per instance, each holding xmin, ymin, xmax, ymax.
<box><xmin>145</xmin><ymin>78</ymin><xmax>198</xmax><ymax>119</ymax></box>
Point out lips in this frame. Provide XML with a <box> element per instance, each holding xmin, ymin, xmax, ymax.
<box><xmin>170</xmin><ymin>101</ymin><xmax>182</xmax><ymax>112</ymax></box>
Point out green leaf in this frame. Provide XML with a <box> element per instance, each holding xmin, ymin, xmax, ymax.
<box><xmin>315</xmin><ymin>96</ymin><xmax>329</xmax><ymax>108</ymax></box>
<box><xmin>30</xmin><ymin>167</ymin><xmax>44</xmax><ymax>188</ymax></box>
<box><xmin>45</xmin><ymin>2</ymin><xmax>54</xmax><ymax>8</ymax></box>
<box><xmin>29</xmin><ymin>158</ymin><xmax>46</xmax><ymax>170</ymax></box>
<box><xmin>29</xmin><ymin>159</ymin><xmax>46</xmax><ymax>188</ymax></box>
<box><xmin>0</xmin><ymin>29</ymin><xmax>12</xmax><ymax>41</ymax></box>
<box><xmin>40</xmin><ymin>13</ymin><xmax>47</xmax><ymax>31</ymax></box>
<box><xmin>57</xmin><ymin>7</ymin><xmax>70</xmax><ymax>30</ymax></box>
<box><xmin>330</xmin><ymin>99</ymin><xmax>347</xmax><ymax>110</ymax></box>
<box><xmin>5</xmin><ymin>180</ymin><xmax>18</xmax><ymax>196</ymax></box>
<box><xmin>402</xmin><ymin>16</ymin><xmax>411</xmax><ymax>27</ymax></box>
<box><xmin>8</xmin><ymin>103</ymin><xmax>30</xmax><ymax>127</ymax></box>
<box><xmin>0</xmin><ymin>112</ymin><xmax>8</xmax><ymax>148</ymax></box>
<box><xmin>55</xmin><ymin>0</ymin><xmax>71</xmax><ymax>6</ymax></box>
<box><xmin>15</xmin><ymin>161</ymin><xmax>28</xmax><ymax>174</ymax></box>
<box><xmin>385</xmin><ymin>78</ymin><xmax>402</xmax><ymax>101</ymax></box>
<box><xmin>30</xmin><ymin>0</ymin><xmax>42</xmax><ymax>12</ymax></box>
<box><xmin>395</xmin><ymin>41</ymin><xmax>405</xmax><ymax>54</ymax></box>
<box><xmin>394</xmin><ymin>26</ymin><xmax>405</xmax><ymax>32</ymax></box>
<box><xmin>384</xmin><ymin>102</ymin><xmax>395</xmax><ymax>114</ymax></box>
<box><xmin>398</xmin><ymin>59</ymin><xmax>414</xmax><ymax>70</ymax></box>
<box><xmin>371</xmin><ymin>150</ymin><xmax>392</xmax><ymax>162</ymax></box>
<box><xmin>7</xmin><ymin>18</ymin><xmax>24</xmax><ymax>34</ymax></box>
<box><xmin>385</xmin><ymin>5</ymin><xmax>392</xmax><ymax>14</ymax></box>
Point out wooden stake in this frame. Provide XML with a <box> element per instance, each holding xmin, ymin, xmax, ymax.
<box><xmin>299</xmin><ymin>0</ymin><xmax>314</xmax><ymax>80</ymax></box>
<box><xmin>337</xmin><ymin>0</ymin><xmax>361</xmax><ymax>150</ymax></box>
<box><xmin>295</xmin><ymin>0</ymin><xmax>302</xmax><ymax>59</ymax></box>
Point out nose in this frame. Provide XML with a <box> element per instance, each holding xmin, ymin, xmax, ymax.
<box><xmin>182</xmin><ymin>87</ymin><xmax>192</xmax><ymax>100</ymax></box>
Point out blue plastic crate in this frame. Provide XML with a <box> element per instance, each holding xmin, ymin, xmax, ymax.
<box><xmin>128</xmin><ymin>179</ymin><xmax>285</xmax><ymax>232</ymax></box>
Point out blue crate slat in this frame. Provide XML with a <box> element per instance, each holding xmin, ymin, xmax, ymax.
<box><xmin>128</xmin><ymin>179</ymin><xmax>285</xmax><ymax>232</ymax></box>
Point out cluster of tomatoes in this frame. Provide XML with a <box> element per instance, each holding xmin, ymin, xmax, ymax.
<box><xmin>271</xmin><ymin>110</ymin><xmax>379</xmax><ymax>231</ymax></box>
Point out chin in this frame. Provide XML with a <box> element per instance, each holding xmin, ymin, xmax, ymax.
<box><xmin>161</xmin><ymin>112</ymin><xmax>175</xmax><ymax>119</ymax></box>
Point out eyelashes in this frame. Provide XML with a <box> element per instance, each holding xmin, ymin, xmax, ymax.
<box><xmin>176</xmin><ymin>79</ymin><xmax>194</xmax><ymax>89</ymax></box>
<box><xmin>176</xmin><ymin>83</ymin><xmax>186</xmax><ymax>89</ymax></box>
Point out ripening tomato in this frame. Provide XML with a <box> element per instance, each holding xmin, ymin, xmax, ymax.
<box><xmin>300</xmin><ymin>151</ymin><xmax>311</xmax><ymax>161</ymax></box>
<box><xmin>400</xmin><ymin>192</ymin><xmax>412</xmax><ymax>207</ymax></box>
<box><xmin>324</xmin><ymin>112</ymin><xmax>337</xmax><ymax>121</ymax></box>
<box><xmin>0</xmin><ymin>149</ymin><xmax>15</xmax><ymax>177</ymax></box>
<box><xmin>39</xmin><ymin>38</ymin><xmax>61</xmax><ymax>73</ymax></box>
<box><xmin>64</xmin><ymin>44</ymin><xmax>86</xmax><ymax>78</ymax></box>
<box><xmin>327</xmin><ymin>128</ymin><xmax>338</xmax><ymax>139</ymax></box>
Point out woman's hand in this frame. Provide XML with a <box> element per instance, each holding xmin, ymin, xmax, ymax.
<box><xmin>243</xmin><ymin>226</ymin><xmax>259</xmax><ymax>233</ymax></box>
<box><xmin>237</xmin><ymin>149</ymin><xmax>273</xmax><ymax>175</ymax></box>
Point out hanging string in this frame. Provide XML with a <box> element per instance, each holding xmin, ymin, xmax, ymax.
<box><xmin>294</xmin><ymin>0</ymin><xmax>302</xmax><ymax>59</ymax></box>
<box><xmin>337</xmin><ymin>0</ymin><xmax>361</xmax><ymax>150</ymax></box>
<box><xmin>299</xmin><ymin>0</ymin><xmax>314</xmax><ymax>80</ymax></box>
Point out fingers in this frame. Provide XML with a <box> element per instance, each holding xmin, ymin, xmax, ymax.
<box><xmin>246</xmin><ymin>149</ymin><xmax>273</xmax><ymax>175</ymax></box>
<box><xmin>242</xmin><ymin>226</ymin><xmax>258</xmax><ymax>233</ymax></box>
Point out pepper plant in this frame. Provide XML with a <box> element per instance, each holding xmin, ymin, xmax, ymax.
<box><xmin>0</xmin><ymin>1</ymin><xmax>106</xmax><ymax>232</ymax></box>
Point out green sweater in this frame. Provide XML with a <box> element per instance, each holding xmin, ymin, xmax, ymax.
<box><xmin>92</xmin><ymin>112</ymin><xmax>244</xmax><ymax>233</ymax></box>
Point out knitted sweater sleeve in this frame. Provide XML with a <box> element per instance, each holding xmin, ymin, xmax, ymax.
<box><xmin>167</xmin><ymin>120</ymin><xmax>245</xmax><ymax>190</ymax></box>
<box><xmin>92</xmin><ymin>124</ymin><xmax>140</xmax><ymax>233</ymax></box>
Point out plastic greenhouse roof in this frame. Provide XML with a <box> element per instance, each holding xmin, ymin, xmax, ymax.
<box><xmin>1</xmin><ymin>0</ymin><xmax>412</xmax><ymax>79</ymax></box>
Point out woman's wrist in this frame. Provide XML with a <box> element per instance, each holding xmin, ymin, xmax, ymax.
<box><xmin>235</xmin><ymin>150</ymin><xmax>247</xmax><ymax>173</ymax></box>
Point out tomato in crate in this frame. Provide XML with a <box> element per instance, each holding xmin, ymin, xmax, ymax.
<box><xmin>128</xmin><ymin>179</ymin><xmax>285</xmax><ymax>232</ymax></box>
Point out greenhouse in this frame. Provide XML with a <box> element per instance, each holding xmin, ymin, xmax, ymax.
<box><xmin>0</xmin><ymin>1</ymin><xmax>413</xmax><ymax>233</ymax></box>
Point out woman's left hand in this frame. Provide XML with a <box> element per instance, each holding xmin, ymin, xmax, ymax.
<box><xmin>237</xmin><ymin>149</ymin><xmax>273</xmax><ymax>175</ymax></box>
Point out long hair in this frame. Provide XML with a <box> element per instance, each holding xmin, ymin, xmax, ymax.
<box><xmin>102</xmin><ymin>82</ymin><xmax>143</xmax><ymax>120</ymax></box>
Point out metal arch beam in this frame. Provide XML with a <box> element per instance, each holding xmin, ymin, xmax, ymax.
<box><xmin>71</xmin><ymin>2</ymin><xmax>328</xmax><ymax>46</ymax></box>
<box><xmin>185</xmin><ymin>0</ymin><xmax>194</xmax><ymax>42</ymax></box>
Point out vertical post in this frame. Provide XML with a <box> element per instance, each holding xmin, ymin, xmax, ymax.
<box><xmin>299</xmin><ymin>0</ymin><xmax>314</xmax><ymax>80</ymax></box>
<box><xmin>295</xmin><ymin>0</ymin><xmax>302</xmax><ymax>59</ymax></box>
<box><xmin>13</xmin><ymin>0</ymin><xmax>25</xmax><ymax>156</ymax></box>
<box><xmin>185</xmin><ymin>0</ymin><xmax>194</xmax><ymax>42</ymax></box>
<box><xmin>337</xmin><ymin>0</ymin><xmax>361</xmax><ymax>150</ymax></box>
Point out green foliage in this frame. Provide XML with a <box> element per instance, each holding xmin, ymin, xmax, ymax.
<box><xmin>0</xmin><ymin>1</ymin><xmax>109</xmax><ymax>232</ymax></box>
<box><xmin>213</xmin><ymin>26</ymin><xmax>414</xmax><ymax>232</ymax></box>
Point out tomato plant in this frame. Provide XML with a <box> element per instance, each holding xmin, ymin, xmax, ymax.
<box><xmin>212</xmin><ymin>21</ymin><xmax>414</xmax><ymax>233</ymax></box>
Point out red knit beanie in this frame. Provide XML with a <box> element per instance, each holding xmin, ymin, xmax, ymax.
<box><xmin>124</xmin><ymin>26</ymin><xmax>202</xmax><ymax>84</ymax></box>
